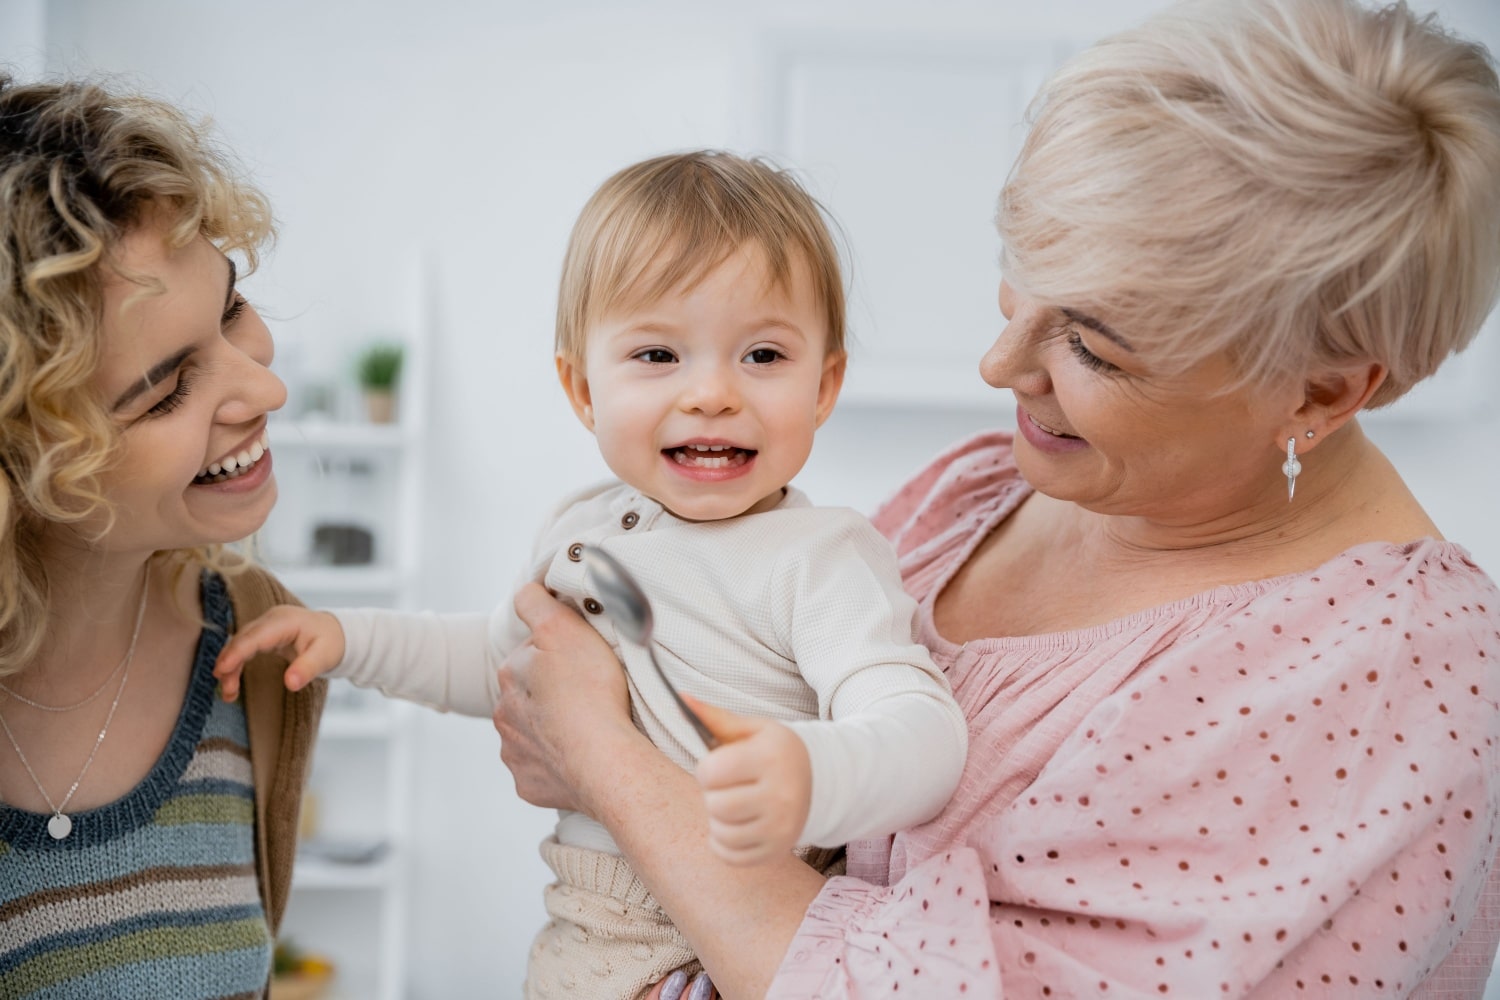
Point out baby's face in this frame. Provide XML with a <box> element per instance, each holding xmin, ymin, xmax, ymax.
<box><xmin>563</xmin><ymin>247</ymin><xmax>844</xmax><ymax>522</ymax></box>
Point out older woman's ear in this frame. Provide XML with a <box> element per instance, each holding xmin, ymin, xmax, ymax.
<box><xmin>1290</xmin><ymin>362</ymin><xmax>1387</xmax><ymax>443</ymax></box>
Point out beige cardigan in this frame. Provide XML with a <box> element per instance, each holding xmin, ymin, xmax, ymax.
<box><xmin>223</xmin><ymin>563</ymin><xmax>326</xmax><ymax>936</ymax></box>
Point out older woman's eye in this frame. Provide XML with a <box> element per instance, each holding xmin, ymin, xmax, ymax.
<box><xmin>1066</xmin><ymin>331</ymin><xmax>1118</xmax><ymax>373</ymax></box>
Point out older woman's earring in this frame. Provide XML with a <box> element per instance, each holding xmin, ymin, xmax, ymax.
<box><xmin>1282</xmin><ymin>437</ymin><xmax>1302</xmax><ymax>501</ymax></box>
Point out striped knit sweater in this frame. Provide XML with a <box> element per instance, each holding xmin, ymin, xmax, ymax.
<box><xmin>0</xmin><ymin>572</ymin><xmax>273</xmax><ymax>999</ymax></box>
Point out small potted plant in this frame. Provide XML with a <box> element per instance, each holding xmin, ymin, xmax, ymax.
<box><xmin>270</xmin><ymin>939</ymin><xmax>335</xmax><ymax>1000</ymax></box>
<box><xmin>356</xmin><ymin>343</ymin><xmax>403</xmax><ymax>424</ymax></box>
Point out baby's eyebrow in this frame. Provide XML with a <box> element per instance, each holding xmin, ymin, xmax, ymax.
<box><xmin>1062</xmin><ymin>308</ymin><xmax>1134</xmax><ymax>352</ymax></box>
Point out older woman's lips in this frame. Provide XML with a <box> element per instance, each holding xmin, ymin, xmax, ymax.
<box><xmin>1015</xmin><ymin>404</ymin><xmax>1089</xmax><ymax>454</ymax></box>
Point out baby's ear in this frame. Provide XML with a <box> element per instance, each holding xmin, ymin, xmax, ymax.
<box><xmin>555</xmin><ymin>354</ymin><xmax>595</xmax><ymax>431</ymax></box>
<box><xmin>814</xmin><ymin>351</ymin><xmax>847</xmax><ymax>427</ymax></box>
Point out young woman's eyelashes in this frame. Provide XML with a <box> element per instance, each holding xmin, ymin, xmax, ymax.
<box><xmin>146</xmin><ymin>368</ymin><xmax>197</xmax><ymax>417</ymax></box>
<box><xmin>222</xmin><ymin>295</ymin><xmax>248</xmax><ymax>325</ymax></box>
<box><xmin>141</xmin><ymin>296</ymin><xmax>250</xmax><ymax>419</ymax></box>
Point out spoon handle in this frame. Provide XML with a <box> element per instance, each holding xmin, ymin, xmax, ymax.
<box><xmin>645</xmin><ymin>646</ymin><xmax>721</xmax><ymax>750</ymax></box>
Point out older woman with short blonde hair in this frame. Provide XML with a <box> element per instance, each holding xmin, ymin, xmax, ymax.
<box><xmin>491</xmin><ymin>1</ymin><xmax>1500</xmax><ymax>997</ymax></box>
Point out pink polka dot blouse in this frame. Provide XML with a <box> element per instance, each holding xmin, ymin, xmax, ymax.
<box><xmin>770</xmin><ymin>432</ymin><xmax>1500</xmax><ymax>998</ymax></box>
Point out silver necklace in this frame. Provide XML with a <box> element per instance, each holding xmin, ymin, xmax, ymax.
<box><xmin>0</xmin><ymin>576</ymin><xmax>149</xmax><ymax>712</ymax></box>
<box><xmin>0</xmin><ymin>576</ymin><xmax>147</xmax><ymax>840</ymax></box>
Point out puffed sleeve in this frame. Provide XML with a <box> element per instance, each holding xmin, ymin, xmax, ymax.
<box><xmin>771</xmin><ymin>541</ymin><xmax>1500</xmax><ymax>997</ymax></box>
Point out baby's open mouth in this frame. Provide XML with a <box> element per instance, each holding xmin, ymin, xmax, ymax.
<box><xmin>194</xmin><ymin>432</ymin><xmax>270</xmax><ymax>484</ymax></box>
<box><xmin>665</xmin><ymin>443</ymin><xmax>755</xmax><ymax>469</ymax></box>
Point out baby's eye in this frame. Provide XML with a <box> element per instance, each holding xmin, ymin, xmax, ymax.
<box><xmin>743</xmin><ymin>348</ymin><xmax>785</xmax><ymax>365</ymax></box>
<box><xmin>633</xmin><ymin>348</ymin><xmax>677</xmax><ymax>364</ymax></box>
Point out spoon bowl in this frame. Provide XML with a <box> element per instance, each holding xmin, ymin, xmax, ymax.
<box><xmin>580</xmin><ymin>545</ymin><xmax>720</xmax><ymax>749</ymax></box>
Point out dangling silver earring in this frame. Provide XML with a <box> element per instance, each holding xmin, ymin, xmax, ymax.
<box><xmin>1282</xmin><ymin>437</ymin><xmax>1302</xmax><ymax>501</ymax></box>
<box><xmin>1278</xmin><ymin>434</ymin><xmax>1314</xmax><ymax>503</ymax></box>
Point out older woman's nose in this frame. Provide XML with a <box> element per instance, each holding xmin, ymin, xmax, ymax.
<box><xmin>980</xmin><ymin>311</ymin><xmax>1051</xmax><ymax>398</ymax></box>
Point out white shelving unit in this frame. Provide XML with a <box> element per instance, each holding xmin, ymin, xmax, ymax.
<box><xmin>258</xmin><ymin>258</ymin><xmax>432</xmax><ymax>1000</ymax></box>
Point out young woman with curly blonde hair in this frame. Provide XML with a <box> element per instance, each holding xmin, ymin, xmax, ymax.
<box><xmin>0</xmin><ymin>76</ymin><xmax>322</xmax><ymax>999</ymax></box>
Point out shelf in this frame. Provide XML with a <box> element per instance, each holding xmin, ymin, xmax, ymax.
<box><xmin>318</xmin><ymin>709</ymin><xmax>396</xmax><ymax>740</ymax></box>
<box><xmin>293</xmin><ymin>854</ymin><xmax>395</xmax><ymax>891</ymax></box>
<box><xmin>267</xmin><ymin>420</ymin><xmax>412</xmax><ymax>450</ymax></box>
<box><xmin>271</xmin><ymin>565</ymin><xmax>405</xmax><ymax>597</ymax></box>
<box><xmin>270</xmin><ymin>254</ymin><xmax>428</xmax><ymax>1000</ymax></box>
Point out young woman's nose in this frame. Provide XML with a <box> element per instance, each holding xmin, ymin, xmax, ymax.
<box><xmin>216</xmin><ymin>325</ymin><xmax>287</xmax><ymax>425</ymax></box>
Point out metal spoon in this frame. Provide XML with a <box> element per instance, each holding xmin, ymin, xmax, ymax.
<box><xmin>580</xmin><ymin>545</ymin><xmax>721</xmax><ymax>750</ymax></box>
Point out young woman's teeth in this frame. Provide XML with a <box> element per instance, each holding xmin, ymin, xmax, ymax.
<box><xmin>194</xmin><ymin>433</ymin><xmax>270</xmax><ymax>484</ymax></box>
<box><xmin>670</xmin><ymin>443</ymin><xmax>750</xmax><ymax>469</ymax></box>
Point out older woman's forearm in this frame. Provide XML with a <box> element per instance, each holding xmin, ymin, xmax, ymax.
<box><xmin>584</xmin><ymin>732</ymin><xmax>827</xmax><ymax>998</ymax></box>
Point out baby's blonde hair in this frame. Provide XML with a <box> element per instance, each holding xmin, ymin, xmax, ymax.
<box><xmin>999</xmin><ymin>0</ymin><xmax>1500</xmax><ymax>405</ymax></box>
<box><xmin>0</xmin><ymin>75</ymin><xmax>274</xmax><ymax>675</ymax></box>
<box><xmin>555</xmin><ymin>150</ymin><xmax>846</xmax><ymax>363</ymax></box>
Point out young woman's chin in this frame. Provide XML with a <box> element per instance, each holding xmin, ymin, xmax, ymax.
<box><xmin>185</xmin><ymin>473</ymin><xmax>279</xmax><ymax>547</ymax></box>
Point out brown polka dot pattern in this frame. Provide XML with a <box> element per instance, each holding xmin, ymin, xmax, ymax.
<box><xmin>771</xmin><ymin>433</ymin><xmax>1500</xmax><ymax>998</ymax></box>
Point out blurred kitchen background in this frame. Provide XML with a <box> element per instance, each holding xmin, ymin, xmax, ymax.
<box><xmin>4</xmin><ymin>0</ymin><xmax>1498</xmax><ymax>996</ymax></box>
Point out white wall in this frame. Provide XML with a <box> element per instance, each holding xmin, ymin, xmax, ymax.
<box><xmin>14</xmin><ymin>1</ymin><xmax>1500</xmax><ymax>996</ymax></box>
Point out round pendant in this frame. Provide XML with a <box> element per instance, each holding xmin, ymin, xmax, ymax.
<box><xmin>47</xmin><ymin>813</ymin><xmax>72</xmax><ymax>840</ymax></box>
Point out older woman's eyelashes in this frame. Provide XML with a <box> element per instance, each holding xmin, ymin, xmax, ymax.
<box><xmin>1066</xmin><ymin>330</ymin><xmax>1118</xmax><ymax>373</ymax></box>
<box><xmin>146</xmin><ymin>369</ymin><xmax>197</xmax><ymax>417</ymax></box>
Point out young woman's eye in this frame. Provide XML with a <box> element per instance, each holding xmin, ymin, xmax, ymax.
<box><xmin>1066</xmin><ymin>330</ymin><xmax>1118</xmax><ymax>373</ymax></box>
<box><xmin>146</xmin><ymin>369</ymin><xmax>196</xmax><ymax>417</ymax></box>
<box><xmin>743</xmin><ymin>347</ymin><xmax>785</xmax><ymax>365</ymax></box>
<box><xmin>632</xmin><ymin>348</ymin><xmax>677</xmax><ymax>364</ymax></box>
<box><xmin>222</xmin><ymin>295</ymin><xmax>248</xmax><ymax>326</ymax></box>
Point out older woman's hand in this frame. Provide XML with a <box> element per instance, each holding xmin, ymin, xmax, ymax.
<box><xmin>646</xmin><ymin>969</ymin><xmax>716</xmax><ymax>1000</ymax></box>
<box><xmin>493</xmin><ymin>582</ymin><xmax>639</xmax><ymax>813</ymax></box>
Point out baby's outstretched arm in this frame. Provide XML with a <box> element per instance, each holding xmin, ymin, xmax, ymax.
<box><xmin>687</xmin><ymin>695</ymin><xmax>813</xmax><ymax>867</ymax></box>
<box><xmin>214</xmin><ymin>605</ymin><xmax>346</xmax><ymax>700</ymax></box>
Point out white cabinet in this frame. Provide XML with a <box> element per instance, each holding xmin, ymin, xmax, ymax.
<box><xmin>279</xmin><ymin>691</ymin><xmax>414</xmax><ymax>1000</ymax></box>
<box><xmin>258</xmin><ymin>261</ymin><xmax>432</xmax><ymax>1000</ymax></box>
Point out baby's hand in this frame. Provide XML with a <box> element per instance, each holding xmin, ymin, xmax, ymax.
<box><xmin>686</xmin><ymin>696</ymin><xmax>812</xmax><ymax>866</ymax></box>
<box><xmin>213</xmin><ymin>605</ymin><xmax>346</xmax><ymax>701</ymax></box>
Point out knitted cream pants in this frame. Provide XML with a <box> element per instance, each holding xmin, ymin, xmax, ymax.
<box><xmin>525</xmin><ymin>836</ymin><xmax>846</xmax><ymax>1000</ymax></box>
<box><xmin>525</xmin><ymin>836</ymin><xmax>698</xmax><ymax>1000</ymax></box>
